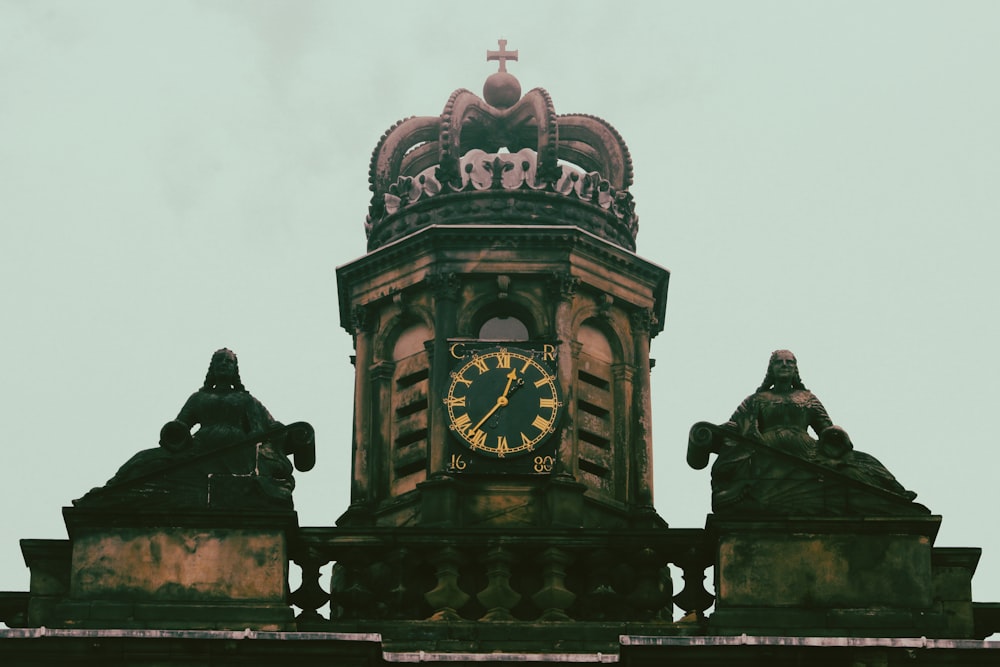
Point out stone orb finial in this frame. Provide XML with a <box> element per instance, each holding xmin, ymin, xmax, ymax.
<box><xmin>483</xmin><ymin>71</ymin><xmax>521</xmax><ymax>109</ymax></box>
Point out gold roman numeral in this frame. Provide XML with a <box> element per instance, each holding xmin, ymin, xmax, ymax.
<box><xmin>471</xmin><ymin>356</ymin><xmax>489</xmax><ymax>373</ymax></box>
<box><xmin>496</xmin><ymin>349</ymin><xmax>511</xmax><ymax>368</ymax></box>
<box><xmin>444</xmin><ymin>395</ymin><xmax>466</xmax><ymax>408</ymax></box>
<box><xmin>539</xmin><ymin>397</ymin><xmax>556</xmax><ymax>409</ymax></box>
<box><xmin>469</xmin><ymin>429</ymin><xmax>487</xmax><ymax>448</ymax></box>
<box><xmin>452</xmin><ymin>413</ymin><xmax>472</xmax><ymax>432</ymax></box>
<box><xmin>496</xmin><ymin>435</ymin><xmax>509</xmax><ymax>458</ymax></box>
<box><xmin>532</xmin><ymin>415</ymin><xmax>550</xmax><ymax>432</ymax></box>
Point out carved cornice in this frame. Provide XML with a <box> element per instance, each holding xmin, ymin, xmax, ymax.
<box><xmin>337</xmin><ymin>226</ymin><xmax>669</xmax><ymax>337</ymax></box>
<box><xmin>367</xmin><ymin>187</ymin><xmax>636</xmax><ymax>252</ymax></box>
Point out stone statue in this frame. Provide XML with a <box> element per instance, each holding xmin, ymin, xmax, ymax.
<box><xmin>687</xmin><ymin>350</ymin><xmax>926</xmax><ymax>516</ymax></box>
<box><xmin>75</xmin><ymin>349</ymin><xmax>315</xmax><ymax>510</ymax></box>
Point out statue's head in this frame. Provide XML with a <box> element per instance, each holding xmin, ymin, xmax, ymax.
<box><xmin>757</xmin><ymin>349</ymin><xmax>806</xmax><ymax>391</ymax></box>
<box><xmin>203</xmin><ymin>348</ymin><xmax>245</xmax><ymax>391</ymax></box>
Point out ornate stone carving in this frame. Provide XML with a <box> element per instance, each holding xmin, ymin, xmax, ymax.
<box><xmin>426</xmin><ymin>271</ymin><xmax>460</xmax><ymax>301</ymax></box>
<box><xmin>364</xmin><ymin>63</ymin><xmax>638</xmax><ymax>251</ymax></box>
<box><xmin>597</xmin><ymin>293</ymin><xmax>614</xmax><ymax>319</ymax></box>
<box><xmin>74</xmin><ymin>349</ymin><xmax>315</xmax><ymax>511</ymax></box>
<box><xmin>350</xmin><ymin>304</ymin><xmax>371</xmax><ymax>335</ymax></box>
<box><xmin>548</xmin><ymin>272</ymin><xmax>579</xmax><ymax>301</ymax></box>
<box><xmin>629</xmin><ymin>308</ymin><xmax>657</xmax><ymax>333</ymax></box>
<box><xmin>496</xmin><ymin>274</ymin><xmax>510</xmax><ymax>300</ymax></box>
<box><xmin>687</xmin><ymin>350</ymin><xmax>928</xmax><ymax>516</ymax></box>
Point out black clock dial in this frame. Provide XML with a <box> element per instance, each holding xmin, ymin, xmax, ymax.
<box><xmin>445</xmin><ymin>345</ymin><xmax>562</xmax><ymax>459</ymax></box>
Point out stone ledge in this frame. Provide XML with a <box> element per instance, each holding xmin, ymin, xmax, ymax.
<box><xmin>62</xmin><ymin>507</ymin><xmax>299</xmax><ymax>536</ymax></box>
<box><xmin>706</xmin><ymin>514</ymin><xmax>943</xmax><ymax>540</ymax></box>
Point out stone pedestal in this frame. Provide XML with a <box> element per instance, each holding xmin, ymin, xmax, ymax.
<box><xmin>42</xmin><ymin>508</ymin><xmax>298</xmax><ymax>630</ymax></box>
<box><xmin>707</xmin><ymin>515</ymin><xmax>951</xmax><ymax>637</ymax></box>
<box><xmin>19</xmin><ymin>538</ymin><xmax>71</xmax><ymax>627</ymax></box>
<box><xmin>932</xmin><ymin>547</ymin><xmax>981</xmax><ymax>638</ymax></box>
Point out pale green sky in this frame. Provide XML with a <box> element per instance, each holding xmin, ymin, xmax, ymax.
<box><xmin>2</xmin><ymin>0</ymin><xmax>999</xmax><ymax>611</ymax></box>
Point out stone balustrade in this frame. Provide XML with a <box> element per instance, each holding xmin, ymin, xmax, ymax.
<box><xmin>288</xmin><ymin>527</ymin><xmax>715</xmax><ymax>627</ymax></box>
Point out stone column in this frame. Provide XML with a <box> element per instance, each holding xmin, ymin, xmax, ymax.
<box><xmin>419</xmin><ymin>272</ymin><xmax>461</xmax><ymax>525</ymax></box>
<box><xmin>612</xmin><ymin>363</ymin><xmax>634</xmax><ymax>501</ymax></box>
<box><xmin>550</xmin><ymin>272</ymin><xmax>579</xmax><ymax>477</ymax></box>
<box><xmin>348</xmin><ymin>304</ymin><xmax>374</xmax><ymax>516</ymax></box>
<box><xmin>630</xmin><ymin>308</ymin><xmax>656</xmax><ymax>512</ymax></box>
<box><xmin>369</xmin><ymin>361</ymin><xmax>396</xmax><ymax>505</ymax></box>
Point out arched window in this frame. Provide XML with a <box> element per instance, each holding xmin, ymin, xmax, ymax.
<box><xmin>576</xmin><ymin>322</ymin><xmax>615</xmax><ymax>495</ymax></box>
<box><xmin>390</xmin><ymin>323</ymin><xmax>431</xmax><ymax>495</ymax></box>
<box><xmin>478</xmin><ymin>315</ymin><xmax>529</xmax><ymax>341</ymax></box>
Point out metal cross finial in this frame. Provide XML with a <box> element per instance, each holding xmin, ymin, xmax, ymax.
<box><xmin>486</xmin><ymin>39</ymin><xmax>518</xmax><ymax>73</ymax></box>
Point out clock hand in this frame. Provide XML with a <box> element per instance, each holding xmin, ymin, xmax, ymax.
<box><xmin>499</xmin><ymin>368</ymin><xmax>517</xmax><ymax>398</ymax></box>
<box><xmin>471</xmin><ymin>369</ymin><xmax>519</xmax><ymax>433</ymax></box>
<box><xmin>471</xmin><ymin>396</ymin><xmax>507</xmax><ymax>433</ymax></box>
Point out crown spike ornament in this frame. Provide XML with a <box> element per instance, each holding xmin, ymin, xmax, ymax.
<box><xmin>365</xmin><ymin>41</ymin><xmax>638</xmax><ymax>251</ymax></box>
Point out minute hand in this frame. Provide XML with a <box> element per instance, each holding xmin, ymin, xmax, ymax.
<box><xmin>471</xmin><ymin>369</ymin><xmax>518</xmax><ymax>432</ymax></box>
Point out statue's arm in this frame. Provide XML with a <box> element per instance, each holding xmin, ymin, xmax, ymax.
<box><xmin>174</xmin><ymin>391</ymin><xmax>204</xmax><ymax>429</ymax></box>
<box><xmin>726</xmin><ymin>394</ymin><xmax>759</xmax><ymax>438</ymax></box>
<box><xmin>158</xmin><ymin>391</ymin><xmax>204</xmax><ymax>452</ymax></box>
<box><xmin>249</xmin><ymin>394</ymin><xmax>281</xmax><ymax>431</ymax></box>
<box><xmin>807</xmin><ymin>393</ymin><xmax>835</xmax><ymax>437</ymax></box>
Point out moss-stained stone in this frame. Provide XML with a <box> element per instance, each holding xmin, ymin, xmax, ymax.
<box><xmin>707</xmin><ymin>515</ymin><xmax>955</xmax><ymax>637</ymax></box>
<box><xmin>33</xmin><ymin>508</ymin><xmax>299</xmax><ymax>630</ymax></box>
<box><xmin>718</xmin><ymin>532</ymin><xmax>932</xmax><ymax>608</ymax></box>
<box><xmin>71</xmin><ymin>527</ymin><xmax>286</xmax><ymax>602</ymax></box>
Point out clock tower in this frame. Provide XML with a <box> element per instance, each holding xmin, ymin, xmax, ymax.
<box><xmin>337</xmin><ymin>43</ymin><xmax>669</xmax><ymax>529</ymax></box>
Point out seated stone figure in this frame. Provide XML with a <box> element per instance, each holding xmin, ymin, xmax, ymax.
<box><xmin>75</xmin><ymin>349</ymin><xmax>314</xmax><ymax>510</ymax></box>
<box><xmin>688</xmin><ymin>350</ymin><xmax>926</xmax><ymax>516</ymax></box>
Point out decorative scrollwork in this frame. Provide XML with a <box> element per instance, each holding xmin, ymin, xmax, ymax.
<box><xmin>549</xmin><ymin>272</ymin><xmax>579</xmax><ymax>301</ymax></box>
<box><xmin>427</xmin><ymin>271</ymin><xmax>460</xmax><ymax>301</ymax></box>
<box><xmin>629</xmin><ymin>308</ymin><xmax>657</xmax><ymax>333</ymax></box>
<box><xmin>351</xmin><ymin>304</ymin><xmax>370</xmax><ymax>335</ymax></box>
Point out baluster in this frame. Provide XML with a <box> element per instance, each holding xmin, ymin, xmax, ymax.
<box><xmin>579</xmin><ymin>548</ymin><xmax>619</xmax><ymax>621</ymax></box>
<box><xmin>672</xmin><ymin>547</ymin><xmax>715</xmax><ymax>622</ymax></box>
<box><xmin>626</xmin><ymin>547</ymin><xmax>670</xmax><ymax>621</ymax></box>
<box><xmin>289</xmin><ymin>545</ymin><xmax>329</xmax><ymax>626</ymax></box>
<box><xmin>532</xmin><ymin>547</ymin><xmax>575</xmax><ymax>621</ymax></box>
<box><xmin>383</xmin><ymin>547</ymin><xmax>421</xmax><ymax>619</ymax></box>
<box><xmin>424</xmin><ymin>546</ymin><xmax>470</xmax><ymax>621</ymax></box>
<box><xmin>477</xmin><ymin>546</ymin><xmax>520</xmax><ymax>621</ymax></box>
<box><xmin>331</xmin><ymin>548</ymin><xmax>376</xmax><ymax>620</ymax></box>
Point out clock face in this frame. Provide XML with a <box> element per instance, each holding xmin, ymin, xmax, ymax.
<box><xmin>445</xmin><ymin>344</ymin><xmax>562</xmax><ymax>460</ymax></box>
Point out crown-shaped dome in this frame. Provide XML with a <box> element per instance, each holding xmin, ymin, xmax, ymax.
<box><xmin>365</xmin><ymin>62</ymin><xmax>639</xmax><ymax>251</ymax></box>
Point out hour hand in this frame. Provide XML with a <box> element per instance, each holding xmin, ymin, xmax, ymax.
<box><xmin>500</xmin><ymin>368</ymin><xmax>518</xmax><ymax>397</ymax></box>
